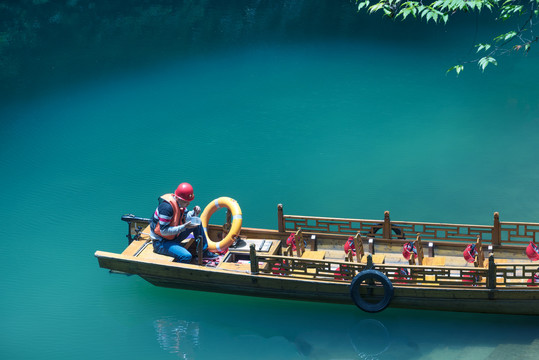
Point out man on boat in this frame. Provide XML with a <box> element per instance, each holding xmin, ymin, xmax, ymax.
<box><xmin>150</xmin><ymin>182</ymin><xmax>218</xmax><ymax>263</ymax></box>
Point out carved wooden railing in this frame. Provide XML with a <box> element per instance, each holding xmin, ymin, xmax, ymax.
<box><xmin>390</xmin><ymin>221</ymin><xmax>492</xmax><ymax>245</ymax></box>
<box><xmin>493</xmin><ymin>262</ymin><xmax>539</xmax><ymax>286</ymax></box>
<box><xmin>249</xmin><ymin>249</ymin><xmax>538</xmax><ymax>289</ymax></box>
<box><xmin>277</xmin><ymin>205</ymin><xmax>539</xmax><ymax>247</ymax></box>
<box><xmin>499</xmin><ymin>221</ymin><xmax>539</xmax><ymax>246</ymax></box>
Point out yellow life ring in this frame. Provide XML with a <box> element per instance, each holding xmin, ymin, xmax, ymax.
<box><xmin>200</xmin><ymin>197</ymin><xmax>242</xmax><ymax>252</ymax></box>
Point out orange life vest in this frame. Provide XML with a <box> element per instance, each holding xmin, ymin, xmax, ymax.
<box><xmin>154</xmin><ymin>193</ymin><xmax>185</xmax><ymax>240</ymax></box>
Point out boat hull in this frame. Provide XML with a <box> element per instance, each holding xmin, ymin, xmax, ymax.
<box><xmin>95</xmin><ymin>251</ymin><xmax>539</xmax><ymax>315</ymax></box>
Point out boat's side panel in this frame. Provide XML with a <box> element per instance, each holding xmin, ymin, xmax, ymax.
<box><xmin>95</xmin><ymin>251</ymin><xmax>539</xmax><ymax>315</ymax></box>
<box><xmin>392</xmin><ymin>287</ymin><xmax>539</xmax><ymax>315</ymax></box>
<box><xmin>95</xmin><ymin>251</ymin><xmax>353</xmax><ymax>303</ymax></box>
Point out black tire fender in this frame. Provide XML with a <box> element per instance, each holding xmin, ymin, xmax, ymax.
<box><xmin>350</xmin><ymin>269</ymin><xmax>394</xmax><ymax>313</ymax></box>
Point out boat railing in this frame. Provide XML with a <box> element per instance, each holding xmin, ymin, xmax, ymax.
<box><xmin>250</xmin><ymin>248</ymin><xmax>538</xmax><ymax>289</ymax></box>
<box><xmin>499</xmin><ymin>220</ymin><xmax>539</xmax><ymax>246</ymax></box>
<box><xmin>492</xmin><ymin>261</ymin><xmax>539</xmax><ymax>287</ymax></box>
<box><xmin>278</xmin><ymin>206</ymin><xmax>539</xmax><ymax>248</ymax></box>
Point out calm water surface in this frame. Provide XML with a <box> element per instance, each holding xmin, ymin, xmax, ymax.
<box><xmin>2</xmin><ymin>4</ymin><xmax>539</xmax><ymax>360</ymax></box>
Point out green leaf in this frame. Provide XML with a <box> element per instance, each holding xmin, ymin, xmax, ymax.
<box><xmin>358</xmin><ymin>1</ymin><xmax>370</xmax><ymax>11</ymax></box>
<box><xmin>478</xmin><ymin>56</ymin><xmax>497</xmax><ymax>72</ymax></box>
<box><xmin>369</xmin><ymin>3</ymin><xmax>386</xmax><ymax>13</ymax></box>
<box><xmin>476</xmin><ymin>43</ymin><xmax>491</xmax><ymax>52</ymax></box>
<box><xmin>442</xmin><ymin>13</ymin><xmax>449</xmax><ymax>24</ymax></box>
<box><xmin>400</xmin><ymin>8</ymin><xmax>412</xmax><ymax>20</ymax></box>
<box><xmin>494</xmin><ymin>31</ymin><xmax>517</xmax><ymax>42</ymax></box>
<box><xmin>447</xmin><ymin>65</ymin><xmax>464</xmax><ymax>75</ymax></box>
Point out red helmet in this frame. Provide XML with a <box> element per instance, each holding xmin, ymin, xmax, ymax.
<box><xmin>526</xmin><ymin>241</ymin><xmax>539</xmax><ymax>261</ymax></box>
<box><xmin>402</xmin><ymin>242</ymin><xmax>417</xmax><ymax>260</ymax></box>
<box><xmin>174</xmin><ymin>182</ymin><xmax>195</xmax><ymax>201</ymax></box>
<box><xmin>286</xmin><ymin>233</ymin><xmax>296</xmax><ymax>246</ymax></box>
<box><xmin>463</xmin><ymin>244</ymin><xmax>477</xmax><ymax>263</ymax></box>
<box><xmin>344</xmin><ymin>236</ymin><xmax>356</xmax><ymax>254</ymax></box>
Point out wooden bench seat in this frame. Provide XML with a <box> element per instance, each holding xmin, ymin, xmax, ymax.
<box><xmin>361</xmin><ymin>254</ymin><xmax>385</xmax><ymax>264</ymax></box>
<box><xmin>301</xmin><ymin>250</ymin><xmax>326</xmax><ymax>260</ymax></box>
<box><xmin>423</xmin><ymin>257</ymin><xmax>446</xmax><ymax>266</ymax></box>
<box><xmin>483</xmin><ymin>258</ymin><xmax>509</xmax><ymax>267</ymax></box>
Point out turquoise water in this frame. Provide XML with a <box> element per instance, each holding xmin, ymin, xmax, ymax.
<box><xmin>2</xmin><ymin>3</ymin><xmax>539</xmax><ymax>360</ymax></box>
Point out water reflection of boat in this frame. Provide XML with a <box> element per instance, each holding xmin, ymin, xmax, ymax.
<box><xmin>95</xmin><ymin>199</ymin><xmax>539</xmax><ymax>315</ymax></box>
<box><xmin>350</xmin><ymin>319</ymin><xmax>390</xmax><ymax>358</ymax></box>
<box><xmin>152</xmin><ymin>313</ymin><xmax>392</xmax><ymax>359</ymax></box>
<box><xmin>154</xmin><ymin>318</ymin><xmax>200</xmax><ymax>358</ymax></box>
<box><xmin>150</xmin><ymin>303</ymin><xmax>538</xmax><ymax>360</ymax></box>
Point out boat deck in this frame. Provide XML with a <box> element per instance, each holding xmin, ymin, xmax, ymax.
<box><xmin>122</xmin><ymin>232</ymin><xmax>534</xmax><ymax>284</ymax></box>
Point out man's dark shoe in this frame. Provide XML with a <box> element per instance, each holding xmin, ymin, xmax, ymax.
<box><xmin>202</xmin><ymin>251</ymin><xmax>219</xmax><ymax>259</ymax></box>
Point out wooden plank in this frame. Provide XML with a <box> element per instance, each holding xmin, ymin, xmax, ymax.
<box><xmin>268</xmin><ymin>240</ymin><xmax>281</xmax><ymax>255</ymax></box>
<box><xmin>295</xmin><ymin>228</ymin><xmax>304</xmax><ymax>257</ymax></box>
<box><xmin>483</xmin><ymin>258</ymin><xmax>509</xmax><ymax>267</ymax></box>
<box><xmin>361</xmin><ymin>254</ymin><xmax>385</xmax><ymax>264</ymax></box>
<box><xmin>301</xmin><ymin>250</ymin><xmax>326</xmax><ymax>260</ymax></box>
<box><xmin>125</xmin><ymin>236</ymin><xmax>194</xmax><ymax>259</ymax></box>
<box><xmin>416</xmin><ymin>234</ymin><xmax>425</xmax><ymax>265</ymax></box>
<box><xmin>122</xmin><ymin>239</ymin><xmax>147</xmax><ymax>256</ymax></box>
<box><xmin>474</xmin><ymin>235</ymin><xmax>485</xmax><ymax>268</ymax></box>
<box><xmin>353</xmin><ymin>232</ymin><xmax>364</xmax><ymax>263</ymax></box>
<box><xmin>423</xmin><ymin>257</ymin><xmax>446</xmax><ymax>266</ymax></box>
<box><xmin>425</xmin><ymin>275</ymin><xmax>440</xmax><ymax>285</ymax></box>
<box><xmin>217</xmin><ymin>262</ymin><xmax>251</xmax><ymax>271</ymax></box>
<box><xmin>138</xmin><ymin>243</ymin><xmax>174</xmax><ymax>262</ymax></box>
<box><xmin>284</xmin><ymin>214</ymin><xmax>495</xmax><ymax>228</ymax></box>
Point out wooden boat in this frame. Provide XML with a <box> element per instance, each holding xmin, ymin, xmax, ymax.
<box><xmin>95</xmin><ymin>199</ymin><xmax>539</xmax><ymax>315</ymax></box>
